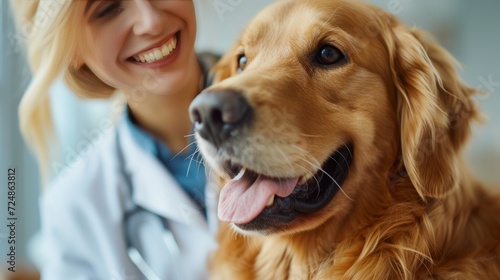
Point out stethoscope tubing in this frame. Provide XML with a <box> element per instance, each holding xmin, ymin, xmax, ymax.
<box><xmin>116</xmin><ymin>131</ymin><xmax>181</xmax><ymax>280</ymax></box>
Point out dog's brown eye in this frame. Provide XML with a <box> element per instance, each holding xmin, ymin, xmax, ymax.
<box><xmin>315</xmin><ymin>45</ymin><xmax>344</xmax><ymax>65</ymax></box>
<box><xmin>237</xmin><ymin>55</ymin><xmax>247</xmax><ymax>73</ymax></box>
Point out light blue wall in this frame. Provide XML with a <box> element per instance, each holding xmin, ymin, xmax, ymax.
<box><xmin>1</xmin><ymin>1</ymin><xmax>40</xmax><ymax>269</ymax></box>
<box><xmin>458</xmin><ymin>0</ymin><xmax>500</xmax><ymax>184</ymax></box>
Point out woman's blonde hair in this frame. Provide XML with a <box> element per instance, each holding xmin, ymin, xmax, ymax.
<box><xmin>10</xmin><ymin>0</ymin><xmax>116</xmax><ymax>182</ymax></box>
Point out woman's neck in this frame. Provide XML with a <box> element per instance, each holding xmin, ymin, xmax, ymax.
<box><xmin>126</xmin><ymin>58</ymin><xmax>203</xmax><ymax>154</ymax></box>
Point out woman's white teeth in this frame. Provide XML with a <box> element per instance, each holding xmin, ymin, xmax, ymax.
<box><xmin>133</xmin><ymin>35</ymin><xmax>177</xmax><ymax>63</ymax></box>
<box><xmin>233</xmin><ymin>168</ymin><xmax>246</xmax><ymax>180</ymax></box>
<box><xmin>154</xmin><ymin>49</ymin><xmax>162</xmax><ymax>60</ymax></box>
<box><xmin>267</xmin><ymin>195</ymin><xmax>275</xmax><ymax>206</ymax></box>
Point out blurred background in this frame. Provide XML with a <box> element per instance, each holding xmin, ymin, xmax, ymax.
<box><xmin>1</xmin><ymin>0</ymin><xmax>499</xmax><ymax>274</ymax></box>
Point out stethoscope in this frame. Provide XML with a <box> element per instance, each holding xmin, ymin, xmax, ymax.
<box><xmin>116</xmin><ymin>131</ymin><xmax>181</xmax><ymax>280</ymax></box>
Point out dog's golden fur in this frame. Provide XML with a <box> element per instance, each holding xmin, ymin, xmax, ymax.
<box><xmin>196</xmin><ymin>0</ymin><xmax>500</xmax><ymax>279</ymax></box>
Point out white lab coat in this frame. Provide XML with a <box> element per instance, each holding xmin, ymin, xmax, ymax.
<box><xmin>39</xmin><ymin>116</ymin><xmax>219</xmax><ymax>280</ymax></box>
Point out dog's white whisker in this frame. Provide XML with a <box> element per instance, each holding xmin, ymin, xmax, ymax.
<box><xmin>342</xmin><ymin>142</ymin><xmax>354</xmax><ymax>160</ymax></box>
<box><xmin>186</xmin><ymin>151</ymin><xmax>196</xmax><ymax>177</ymax></box>
<box><xmin>196</xmin><ymin>149</ymin><xmax>206</xmax><ymax>166</ymax></box>
<box><xmin>293</xmin><ymin>156</ymin><xmax>322</xmax><ymax>176</ymax></box>
<box><xmin>297</xmin><ymin>155</ymin><xmax>353</xmax><ymax>201</ymax></box>
<box><xmin>193</xmin><ymin>149</ymin><xmax>205</xmax><ymax>176</ymax></box>
<box><xmin>292</xmin><ymin>163</ymin><xmax>317</xmax><ymax>184</ymax></box>
<box><xmin>293</xmin><ymin>157</ymin><xmax>325</xmax><ymax>197</ymax></box>
<box><xmin>328</xmin><ymin>155</ymin><xmax>345</xmax><ymax>173</ymax></box>
<box><xmin>317</xmin><ymin>166</ymin><xmax>354</xmax><ymax>201</ymax></box>
<box><xmin>332</xmin><ymin>142</ymin><xmax>351</xmax><ymax>166</ymax></box>
<box><xmin>186</xmin><ymin>151</ymin><xmax>204</xmax><ymax>165</ymax></box>
<box><xmin>171</xmin><ymin>141</ymin><xmax>198</xmax><ymax>161</ymax></box>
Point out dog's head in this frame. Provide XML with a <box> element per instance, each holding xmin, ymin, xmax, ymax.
<box><xmin>190</xmin><ymin>0</ymin><xmax>479</xmax><ymax>235</ymax></box>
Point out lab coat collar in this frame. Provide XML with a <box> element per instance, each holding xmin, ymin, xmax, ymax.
<box><xmin>117</xmin><ymin>117</ymin><xmax>210</xmax><ymax>230</ymax></box>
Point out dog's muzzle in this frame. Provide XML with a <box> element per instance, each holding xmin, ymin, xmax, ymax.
<box><xmin>190</xmin><ymin>89</ymin><xmax>354</xmax><ymax>233</ymax></box>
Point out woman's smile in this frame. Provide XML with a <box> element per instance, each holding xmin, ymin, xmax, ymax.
<box><xmin>79</xmin><ymin>0</ymin><xmax>198</xmax><ymax>95</ymax></box>
<box><xmin>128</xmin><ymin>31</ymin><xmax>181</xmax><ymax>69</ymax></box>
<box><xmin>132</xmin><ymin>32</ymin><xmax>177</xmax><ymax>63</ymax></box>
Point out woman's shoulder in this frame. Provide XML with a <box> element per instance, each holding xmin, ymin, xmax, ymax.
<box><xmin>197</xmin><ymin>51</ymin><xmax>221</xmax><ymax>88</ymax></box>
<box><xmin>42</xmin><ymin>124</ymin><xmax>123</xmax><ymax>210</ymax></box>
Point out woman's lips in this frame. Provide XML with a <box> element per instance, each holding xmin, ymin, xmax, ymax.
<box><xmin>131</xmin><ymin>33</ymin><xmax>178</xmax><ymax>63</ymax></box>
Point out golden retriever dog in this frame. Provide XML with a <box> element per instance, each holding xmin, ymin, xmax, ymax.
<box><xmin>189</xmin><ymin>0</ymin><xmax>500</xmax><ymax>278</ymax></box>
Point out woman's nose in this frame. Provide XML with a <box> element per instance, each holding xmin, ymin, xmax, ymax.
<box><xmin>132</xmin><ymin>0</ymin><xmax>164</xmax><ymax>36</ymax></box>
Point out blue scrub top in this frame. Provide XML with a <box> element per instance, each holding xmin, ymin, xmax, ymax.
<box><xmin>125</xmin><ymin>107</ymin><xmax>207</xmax><ymax>213</ymax></box>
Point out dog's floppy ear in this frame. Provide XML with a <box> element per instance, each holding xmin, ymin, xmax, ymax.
<box><xmin>210</xmin><ymin>41</ymin><xmax>241</xmax><ymax>83</ymax></box>
<box><xmin>383</xmin><ymin>24</ymin><xmax>479</xmax><ymax>199</ymax></box>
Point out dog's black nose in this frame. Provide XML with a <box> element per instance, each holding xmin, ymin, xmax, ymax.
<box><xmin>189</xmin><ymin>89</ymin><xmax>252</xmax><ymax>146</ymax></box>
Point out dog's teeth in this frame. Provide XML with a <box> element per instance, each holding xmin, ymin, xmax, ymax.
<box><xmin>234</xmin><ymin>168</ymin><xmax>246</xmax><ymax>180</ymax></box>
<box><xmin>267</xmin><ymin>195</ymin><xmax>275</xmax><ymax>206</ymax></box>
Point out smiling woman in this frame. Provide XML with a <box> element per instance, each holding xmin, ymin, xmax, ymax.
<box><xmin>9</xmin><ymin>0</ymin><xmax>220</xmax><ymax>279</ymax></box>
<box><xmin>5</xmin><ymin>0</ymin><xmax>500</xmax><ymax>279</ymax></box>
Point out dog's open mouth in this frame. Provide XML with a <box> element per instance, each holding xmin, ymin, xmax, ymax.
<box><xmin>218</xmin><ymin>144</ymin><xmax>354</xmax><ymax>231</ymax></box>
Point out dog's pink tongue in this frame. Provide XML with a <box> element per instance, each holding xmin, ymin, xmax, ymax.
<box><xmin>218</xmin><ymin>170</ymin><xmax>298</xmax><ymax>224</ymax></box>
